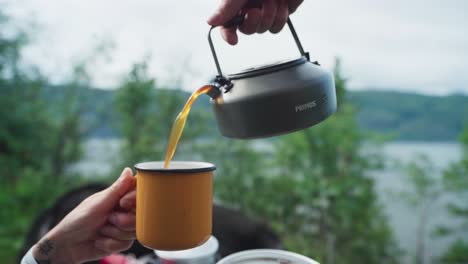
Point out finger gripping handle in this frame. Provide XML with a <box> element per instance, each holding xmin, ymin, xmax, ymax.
<box><xmin>223</xmin><ymin>15</ymin><xmax>245</xmax><ymax>28</ymax></box>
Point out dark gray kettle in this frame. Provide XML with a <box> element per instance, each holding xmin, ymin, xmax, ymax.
<box><xmin>207</xmin><ymin>17</ymin><xmax>337</xmax><ymax>139</ymax></box>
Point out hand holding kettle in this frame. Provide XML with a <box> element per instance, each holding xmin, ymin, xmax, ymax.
<box><xmin>208</xmin><ymin>0</ymin><xmax>304</xmax><ymax>45</ymax></box>
<box><xmin>207</xmin><ymin>0</ymin><xmax>336</xmax><ymax>139</ymax></box>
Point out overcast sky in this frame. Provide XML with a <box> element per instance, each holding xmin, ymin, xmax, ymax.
<box><xmin>4</xmin><ymin>0</ymin><xmax>468</xmax><ymax>95</ymax></box>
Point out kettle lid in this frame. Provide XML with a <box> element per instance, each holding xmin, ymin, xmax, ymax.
<box><xmin>228</xmin><ymin>57</ymin><xmax>312</xmax><ymax>80</ymax></box>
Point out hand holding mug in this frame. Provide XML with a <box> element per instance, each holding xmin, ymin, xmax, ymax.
<box><xmin>32</xmin><ymin>168</ymin><xmax>137</xmax><ymax>263</ymax></box>
<box><xmin>30</xmin><ymin>161</ymin><xmax>215</xmax><ymax>263</ymax></box>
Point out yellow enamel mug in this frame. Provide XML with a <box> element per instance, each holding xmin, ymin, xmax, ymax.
<box><xmin>134</xmin><ymin>161</ymin><xmax>215</xmax><ymax>251</ymax></box>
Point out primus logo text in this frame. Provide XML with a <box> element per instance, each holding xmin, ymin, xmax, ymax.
<box><xmin>295</xmin><ymin>101</ymin><xmax>317</xmax><ymax>112</ymax></box>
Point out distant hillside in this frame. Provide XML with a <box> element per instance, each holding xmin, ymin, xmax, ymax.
<box><xmin>349</xmin><ymin>90</ymin><xmax>468</xmax><ymax>141</ymax></box>
<box><xmin>43</xmin><ymin>86</ymin><xmax>468</xmax><ymax>141</ymax></box>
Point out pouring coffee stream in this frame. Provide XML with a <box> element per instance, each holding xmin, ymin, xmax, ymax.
<box><xmin>164</xmin><ymin>17</ymin><xmax>337</xmax><ymax>168</ymax></box>
<box><xmin>163</xmin><ymin>85</ymin><xmax>213</xmax><ymax>168</ymax></box>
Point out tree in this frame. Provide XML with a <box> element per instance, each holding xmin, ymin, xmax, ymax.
<box><xmin>0</xmin><ymin>15</ymin><xmax>49</xmax><ymax>182</ymax></box>
<box><xmin>0</xmin><ymin>17</ymin><xmax>55</xmax><ymax>260</ymax></box>
<box><xmin>198</xmin><ymin>137</ymin><xmax>270</xmax><ymax>214</ymax></box>
<box><xmin>440</xmin><ymin>240</ymin><xmax>468</xmax><ymax>264</ymax></box>
<box><xmin>0</xmin><ymin>11</ymin><xmax>110</xmax><ymax>261</ymax></box>
<box><xmin>46</xmin><ymin>41</ymin><xmax>114</xmax><ymax>177</ymax></box>
<box><xmin>267</xmin><ymin>58</ymin><xmax>399</xmax><ymax>263</ymax></box>
<box><xmin>47</xmin><ymin>64</ymin><xmax>89</xmax><ymax>177</ymax></box>
<box><xmin>439</xmin><ymin>126</ymin><xmax>468</xmax><ymax>263</ymax></box>
<box><xmin>115</xmin><ymin>61</ymin><xmax>162</xmax><ymax>166</ymax></box>
<box><xmin>394</xmin><ymin>154</ymin><xmax>442</xmax><ymax>264</ymax></box>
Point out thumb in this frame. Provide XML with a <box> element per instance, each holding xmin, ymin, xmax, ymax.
<box><xmin>102</xmin><ymin>168</ymin><xmax>135</xmax><ymax>205</ymax></box>
<box><xmin>208</xmin><ymin>0</ymin><xmax>249</xmax><ymax>26</ymax></box>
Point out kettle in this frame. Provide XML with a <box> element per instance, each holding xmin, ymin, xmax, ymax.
<box><xmin>207</xmin><ymin>17</ymin><xmax>337</xmax><ymax>139</ymax></box>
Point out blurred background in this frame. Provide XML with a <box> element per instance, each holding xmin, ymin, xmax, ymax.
<box><xmin>1</xmin><ymin>0</ymin><xmax>467</xmax><ymax>263</ymax></box>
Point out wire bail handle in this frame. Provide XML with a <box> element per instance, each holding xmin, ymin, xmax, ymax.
<box><xmin>208</xmin><ymin>16</ymin><xmax>310</xmax><ymax>78</ymax></box>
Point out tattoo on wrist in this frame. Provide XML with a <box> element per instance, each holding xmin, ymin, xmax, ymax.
<box><xmin>38</xmin><ymin>239</ymin><xmax>54</xmax><ymax>257</ymax></box>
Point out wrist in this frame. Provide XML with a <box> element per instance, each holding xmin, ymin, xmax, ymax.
<box><xmin>33</xmin><ymin>229</ymin><xmax>75</xmax><ymax>264</ymax></box>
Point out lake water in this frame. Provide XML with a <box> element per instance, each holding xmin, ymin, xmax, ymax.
<box><xmin>371</xmin><ymin>142</ymin><xmax>464</xmax><ymax>263</ymax></box>
<box><xmin>71</xmin><ymin>140</ymin><xmax>463</xmax><ymax>263</ymax></box>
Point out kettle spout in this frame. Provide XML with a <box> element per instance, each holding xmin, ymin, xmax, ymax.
<box><xmin>207</xmin><ymin>75</ymin><xmax>233</xmax><ymax>99</ymax></box>
<box><xmin>206</xmin><ymin>85</ymin><xmax>221</xmax><ymax>99</ymax></box>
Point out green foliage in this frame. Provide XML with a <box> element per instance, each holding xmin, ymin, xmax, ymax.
<box><xmin>0</xmin><ymin>15</ymin><xmax>50</xmax><ymax>261</ymax></box>
<box><xmin>268</xmin><ymin>60</ymin><xmax>399</xmax><ymax>263</ymax></box>
<box><xmin>0</xmin><ymin>169</ymin><xmax>83</xmax><ymax>262</ymax></box>
<box><xmin>444</xmin><ymin>126</ymin><xmax>468</xmax><ymax>192</ymax></box>
<box><xmin>440</xmin><ymin>240</ymin><xmax>468</xmax><ymax>264</ymax></box>
<box><xmin>116</xmin><ymin>61</ymin><xmax>161</xmax><ymax>165</ymax></box>
<box><xmin>397</xmin><ymin>155</ymin><xmax>441</xmax><ymax>207</ymax></box>
<box><xmin>395</xmin><ymin>154</ymin><xmax>442</xmax><ymax>264</ymax></box>
<box><xmin>46</xmin><ymin>64</ymin><xmax>93</xmax><ymax>177</ymax></box>
<box><xmin>198</xmin><ymin>138</ymin><xmax>271</xmax><ymax>214</ymax></box>
<box><xmin>0</xmin><ymin>12</ymin><xmax>88</xmax><ymax>261</ymax></box>
<box><xmin>439</xmin><ymin>125</ymin><xmax>468</xmax><ymax>261</ymax></box>
<box><xmin>0</xmin><ymin>77</ymin><xmax>50</xmax><ymax>179</ymax></box>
